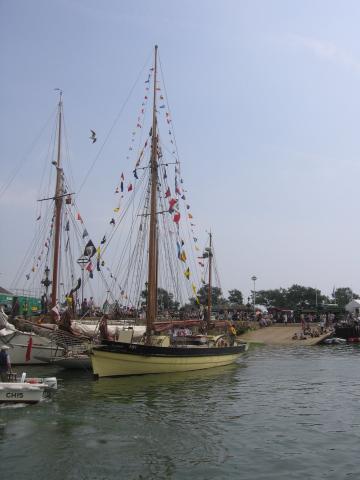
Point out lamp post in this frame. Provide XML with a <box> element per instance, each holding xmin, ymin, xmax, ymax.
<box><xmin>251</xmin><ymin>275</ymin><xmax>257</xmax><ymax>318</ymax></box>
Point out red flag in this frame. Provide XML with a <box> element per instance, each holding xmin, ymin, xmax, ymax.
<box><xmin>128</xmin><ymin>183</ymin><xmax>133</xmax><ymax>192</ymax></box>
<box><xmin>86</xmin><ymin>261</ymin><xmax>94</xmax><ymax>272</ymax></box>
<box><xmin>77</xmin><ymin>213</ymin><xmax>83</xmax><ymax>223</ymax></box>
<box><xmin>25</xmin><ymin>336</ymin><xmax>33</xmax><ymax>362</ymax></box>
<box><xmin>173</xmin><ymin>212</ymin><xmax>180</xmax><ymax>224</ymax></box>
<box><xmin>169</xmin><ymin>198</ymin><xmax>177</xmax><ymax>210</ymax></box>
<box><xmin>165</xmin><ymin>187</ymin><xmax>171</xmax><ymax>198</ymax></box>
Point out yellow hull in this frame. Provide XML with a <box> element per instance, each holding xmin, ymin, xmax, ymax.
<box><xmin>91</xmin><ymin>349</ymin><xmax>243</xmax><ymax>377</ymax></box>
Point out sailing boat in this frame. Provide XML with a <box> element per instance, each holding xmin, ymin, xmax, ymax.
<box><xmin>2</xmin><ymin>91</ymin><xmax>87</xmax><ymax>364</ymax></box>
<box><xmin>91</xmin><ymin>46</ymin><xmax>247</xmax><ymax>377</ymax></box>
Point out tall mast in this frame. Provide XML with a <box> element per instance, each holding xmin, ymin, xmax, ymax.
<box><xmin>51</xmin><ymin>91</ymin><xmax>63</xmax><ymax>310</ymax></box>
<box><xmin>207</xmin><ymin>231</ymin><xmax>213</xmax><ymax>325</ymax></box>
<box><xmin>146</xmin><ymin>45</ymin><xmax>159</xmax><ymax>340</ymax></box>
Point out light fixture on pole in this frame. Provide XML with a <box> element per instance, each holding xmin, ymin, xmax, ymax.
<box><xmin>251</xmin><ymin>275</ymin><xmax>257</xmax><ymax>318</ymax></box>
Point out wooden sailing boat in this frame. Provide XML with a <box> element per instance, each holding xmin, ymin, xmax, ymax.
<box><xmin>3</xmin><ymin>92</ymin><xmax>86</xmax><ymax>364</ymax></box>
<box><xmin>91</xmin><ymin>46</ymin><xmax>247</xmax><ymax>377</ymax></box>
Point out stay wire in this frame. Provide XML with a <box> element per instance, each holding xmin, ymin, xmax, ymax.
<box><xmin>77</xmin><ymin>52</ymin><xmax>152</xmax><ymax>194</ymax></box>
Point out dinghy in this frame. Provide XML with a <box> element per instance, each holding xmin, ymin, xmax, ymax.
<box><xmin>0</xmin><ymin>372</ymin><xmax>57</xmax><ymax>404</ymax></box>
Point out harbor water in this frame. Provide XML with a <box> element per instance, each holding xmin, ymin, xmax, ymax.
<box><xmin>1</xmin><ymin>345</ymin><xmax>360</xmax><ymax>479</ymax></box>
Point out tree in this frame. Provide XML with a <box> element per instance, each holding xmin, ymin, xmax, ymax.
<box><xmin>333</xmin><ymin>287</ymin><xmax>359</xmax><ymax>308</ymax></box>
<box><xmin>254</xmin><ymin>284</ymin><xmax>330</xmax><ymax>309</ymax></box>
<box><xmin>254</xmin><ymin>288</ymin><xmax>287</xmax><ymax>308</ymax></box>
<box><xmin>286</xmin><ymin>284</ymin><xmax>328</xmax><ymax>309</ymax></box>
<box><xmin>140</xmin><ymin>287</ymin><xmax>179</xmax><ymax>310</ymax></box>
<box><xmin>196</xmin><ymin>285</ymin><xmax>226</xmax><ymax>306</ymax></box>
<box><xmin>228</xmin><ymin>289</ymin><xmax>243</xmax><ymax>305</ymax></box>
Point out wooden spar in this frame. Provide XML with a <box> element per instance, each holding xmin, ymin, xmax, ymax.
<box><xmin>207</xmin><ymin>232</ymin><xmax>213</xmax><ymax>325</ymax></box>
<box><xmin>51</xmin><ymin>92</ymin><xmax>63</xmax><ymax>310</ymax></box>
<box><xmin>146</xmin><ymin>45</ymin><xmax>159</xmax><ymax>341</ymax></box>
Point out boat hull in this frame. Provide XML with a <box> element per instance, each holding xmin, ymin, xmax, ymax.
<box><xmin>0</xmin><ymin>329</ymin><xmax>64</xmax><ymax>365</ymax></box>
<box><xmin>0</xmin><ymin>383</ymin><xmax>46</xmax><ymax>404</ymax></box>
<box><xmin>91</xmin><ymin>341</ymin><xmax>247</xmax><ymax>377</ymax></box>
<box><xmin>50</xmin><ymin>355</ymin><xmax>91</xmax><ymax>370</ymax></box>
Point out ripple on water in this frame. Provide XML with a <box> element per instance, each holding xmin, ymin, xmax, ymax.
<box><xmin>1</xmin><ymin>348</ymin><xmax>360</xmax><ymax>479</ymax></box>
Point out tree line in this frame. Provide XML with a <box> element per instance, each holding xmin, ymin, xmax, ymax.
<box><xmin>141</xmin><ymin>285</ymin><xmax>358</xmax><ymax>310</ymax></box>
<box><xmin>254</xmin><ymin>285</ymin><xmax>358</xmax><ymax>309</ymax></box>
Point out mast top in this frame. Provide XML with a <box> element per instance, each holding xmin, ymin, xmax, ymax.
<box><xmin>54</xmin><ymin>88</ymin><xmax>63</xmax><ymax>105</ymax></box>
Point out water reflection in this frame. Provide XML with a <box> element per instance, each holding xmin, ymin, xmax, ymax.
<box><xmin>91</xmin><ymin>363</ymin><xmax>242</xmax><ymax>403</ymax></box>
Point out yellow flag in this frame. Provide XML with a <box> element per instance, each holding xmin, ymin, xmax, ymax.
<box><xmin>191</xmin><ymin>283</ymin><xmax>197</xmax><ymax>295</ymax></box>
<box><xmin>180</xmin><ymin>250</ymin><xmax>187</xmax><ymax>262</ymax></box>
<box><xmin>113</xmin><ymin>207</ymin><xmax>120</xmax><ymax>213</ymax></box>
<box><xmin>184</xmin><ymin>267</ymin><xmax>190</xmax><ymax>279</ymax></box>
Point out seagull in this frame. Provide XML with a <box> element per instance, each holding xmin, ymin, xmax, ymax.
<box><xmin>89</xmin><ymin>130</ymin><xmax>97</xmax><ymax>143</ymax></box>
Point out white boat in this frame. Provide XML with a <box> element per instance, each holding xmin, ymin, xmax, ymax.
<box><xmin>0</xmin><ymin>310</ymin><xmax>64</xmax><ymax>365</ymax></box>
<box><xmin>49</xmin><ymin>353</ymin><xmax>91</xmax><ymax>370</ymax></box>
<box><xmin>0</xmin><ymin>373</ymin><xmax>57</xmax><ymax>404</ymax></box>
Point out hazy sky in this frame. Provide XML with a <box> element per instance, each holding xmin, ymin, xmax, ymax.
<box><xmin>1</xmin><ymin>0</ymin><xmax>360</xmax><ymax>301</ymax></box>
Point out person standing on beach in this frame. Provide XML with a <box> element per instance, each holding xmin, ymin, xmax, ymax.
<box><xmin>0</xmin><ymin>345</ymin><xmax>11</xmax><ymax>381</ymax></box>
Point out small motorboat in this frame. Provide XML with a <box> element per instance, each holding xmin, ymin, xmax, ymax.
<box><xmin>0</xmin><ymin>372</ymin><xmax>57</xmax><ymax>404</ymax></box>
<box><xmin>323</xmin><ymin>337</ymin><xmax>347</xmax><ymax>345</ymax></box>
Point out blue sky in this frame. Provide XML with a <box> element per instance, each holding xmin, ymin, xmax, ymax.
<box><xmin>1</xmin><ymin>0</ymin><xmax>360</xmax><ymax>301</ymax></box>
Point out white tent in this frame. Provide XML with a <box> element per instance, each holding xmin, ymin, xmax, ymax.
<box><xmin>345</xmin><ymin>299</ymin><xmax>360</xmax><ymax>313</ymax></box>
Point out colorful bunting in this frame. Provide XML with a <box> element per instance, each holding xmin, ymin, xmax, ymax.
<box><xmin>169</xmin><ymin>198</ymin><xmax>177</xmax><ymax>211</ymax></box>
<box><xmin>84</xmin><ymin>240</ymin><xmax>96</xmax><ymax>258</ymax></box>
<box><xmin>86</xmin><ymin>261</ymin><xmax>94</xmax><ymax>272</ymax></box>
<box><xmin>180</xmin><ymin>250</ymin><xmax>187</xmax><ymax>262</ymax></box>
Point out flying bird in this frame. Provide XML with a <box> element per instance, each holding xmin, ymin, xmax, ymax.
<box><xmin>89</xmin><ymin>130</ymin><xmax>97</xmax><ymax>143</ymax></box>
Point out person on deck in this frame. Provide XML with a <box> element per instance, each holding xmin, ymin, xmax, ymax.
<box><xmin>10</xmin><ymin>297</ymin><xmax>20</xmax><ymax>321</ymax></box>
<box><xmin>88</xmin><ymin>297</ymin><xmax>94</xmax><ymax>316</ymax></box>
<box><xmin>0</xmin><ymin>345</ymin><xmax>11</xmax><ymax>381</ymax></box>
<box><xmin>81</xmin><ymin>298</ymin><xmax>88</xmax><ymax>316</ymax></box>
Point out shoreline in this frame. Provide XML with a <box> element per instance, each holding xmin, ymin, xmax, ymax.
<box><xmin>238</xmin><ymin>324</ymin><xmax>332</xmax><ymax>346</ymax></box>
